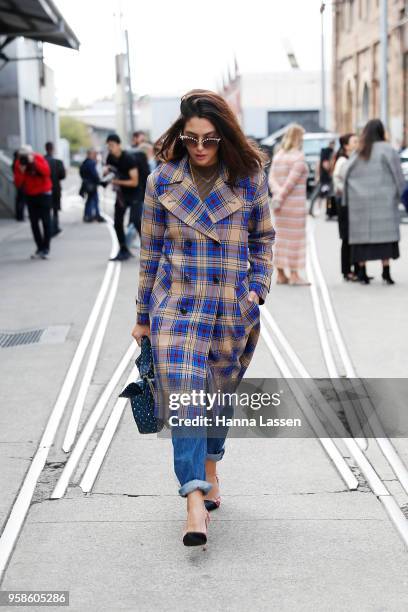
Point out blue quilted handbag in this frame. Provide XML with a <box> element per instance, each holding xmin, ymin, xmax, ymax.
<box><xmin>119</xmin><ymin>335</ymin><xmax>163</xmax><ymax>434</ymax></box>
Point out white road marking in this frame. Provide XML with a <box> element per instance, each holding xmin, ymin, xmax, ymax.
<box><xmin>308</xmin><ymin>219</ymin><xmax>408</xmax><ymax>495</ymax></box>
<box><xmin>79</xmin><ymin>366</ymin><xmax>138</xmax><ymax>493</ymax></box>
<box><xmin>260</xmin><ymin>323</ymin><xmax>359</xmax><ymax>490</ymax></box>
<box><xmin>51</xmin><ymin>342</ymin><xmax>137</xmax><ymax>498</ymax></box>
<box><xmin>0</xmin><ymin>215</ymin><xmax>119</xmax><ymax>580</ymax></box>
<box><xmin>62</xmin><ymin>262</ymin><xmax>122</xmax><ymax>452</ymax></box>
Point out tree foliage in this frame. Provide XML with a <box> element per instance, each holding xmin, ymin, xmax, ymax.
<box><xmin>59</xmin><ymin>116</ymin><xmax>91</xmax><ymax>153</ymax></box>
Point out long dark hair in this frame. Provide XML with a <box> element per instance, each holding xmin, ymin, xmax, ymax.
<box><xmin>359</xmin><ymin>118</ymin><xmax>385</xmax><ymax>160</ymax></box>
<box><xmin>155</xmin><ymin>89</ymin><xmax>267</xmax><ymax>185</ymax></box>
<box><xmin>334</xmin><ymin>132</ymin><xmax>355</xmax><ymax>163</ymax></box>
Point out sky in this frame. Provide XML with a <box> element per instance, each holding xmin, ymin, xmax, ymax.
<box><xmin>43</xmin><ymin>0</ymin><xmax>332</xmax><ymax>108</ymax></box>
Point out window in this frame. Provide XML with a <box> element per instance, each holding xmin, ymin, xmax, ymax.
<box><xmin>361</xmin><ymin>84</ymin><xmax>370</xmax><ymax>124</ymax></box>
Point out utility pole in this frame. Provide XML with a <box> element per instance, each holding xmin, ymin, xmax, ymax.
<box><xmin>380</xmin><ymin>0</ymin><xmax>388</xmax><ymax>128</ymax></box>
<box><xmin>124</xmin><ymin>29</ymin><xmax>135</xmax><ymax>137</ymax></box>
<box><xmin>320</xmin><ymin>3</ymin><xmax>326</xmax><ymax>130</ymax></box>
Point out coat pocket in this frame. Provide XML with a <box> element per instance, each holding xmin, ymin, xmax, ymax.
<box><xmin>149</xmin><ymin>265</ymin><xmax>172</xmax><ymax>312</ymax></box>
<box><xmin>235</xmin><ymin>277</ymin><xmax>260</xmax><ymax>324</ymax></box>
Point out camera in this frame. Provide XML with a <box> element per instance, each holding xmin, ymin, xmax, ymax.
<box><xmin>19</xmin><ymin>154</ymin><xmax>29</xmax><ymax>166</ymax></box>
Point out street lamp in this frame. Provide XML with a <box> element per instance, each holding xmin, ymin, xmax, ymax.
<box><xmin>320</xmin><ymin>2</ymin><xmax>326</xmax><ymax>129</ymax></box>
<box><xmin>380</xmin><ymin>0</ymin><xmax>388</xmax><ymax>129</ymax></box>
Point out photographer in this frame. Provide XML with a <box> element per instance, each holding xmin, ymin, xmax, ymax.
<box><xmin>13</xmin><ymin>145</ymin><xmax>53</xmax><ymax>259</ymax></box>
<box><xmin>104</xmin><ymin>133</ymin><xmax>140</xmax><ymax>261</ymax></box>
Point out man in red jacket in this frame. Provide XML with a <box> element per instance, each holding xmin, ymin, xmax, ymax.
<box><xmin>14</xmin><ymin>145</ymin><xmax>53</xmax><ymax>259</ymax></box>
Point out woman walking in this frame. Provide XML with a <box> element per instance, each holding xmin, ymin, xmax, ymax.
<box><xmin>343</xmin><ymin>119</ymin><xmax>405</xmax><ymax>284</ymax></box>
<box><xmin>332</xmin><ymin>133</ymin><xmax>359</xmax><ymax>281</ymax></box>
<box><xmin>268</xmin><ymin>124</ymin><xmax>310</xmax><ymax>285</ymax></box>
<box><xmin>131</xmin><ymin>90</ymin><xmax>275</xmax><ymax>546</ymax></box>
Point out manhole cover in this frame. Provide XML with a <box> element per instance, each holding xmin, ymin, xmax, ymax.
<box><xmin>0</xmin><ymin>325</ymin><xmax>70</xmax><ymax>348</ymax></box>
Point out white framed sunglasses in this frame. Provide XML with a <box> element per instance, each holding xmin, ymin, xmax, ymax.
<box><xmin>179</xmin><ymin>133</ymin><xmax>221</xmax><ymax>149</ymax></box>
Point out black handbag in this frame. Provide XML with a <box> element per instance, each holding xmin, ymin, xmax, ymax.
<box><xmin>119</xmin><ymin>335</ymin><xmax>164</xmax><ymax>434</ymax></box>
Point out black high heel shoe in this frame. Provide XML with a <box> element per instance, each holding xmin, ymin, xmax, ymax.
<box><xmin>382</xmin><ymin>265</ymin><xmax>395</xmax><ymax>285</ymax></box>
<box><xmin>182</xmin><ymin>510</ymin><xmax>210</xmax><ymax>547</ymax></box>
<box><xmin>204</xmin><ymin>475</ymin><xmax>221</xmax><ymax>512</ymax></box>
<box><xmin>357</xmin><ymin>265</ymin><xmax>371</xmax><ymax>284</ymax></box>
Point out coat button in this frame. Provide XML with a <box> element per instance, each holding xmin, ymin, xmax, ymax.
<box><xmin>180</xmin><ymin>307</ymin><xmax>188</xmax><ymax>315</ymax></box>
<box><xmin>184</xmin><ymin>273</ymin><xmax>191</xmax><ymax>282</ymax></box>
<box><xmin>213</xmin><ymin>276</ymin><xmax>220</xmax><ymax>284</ymax></box>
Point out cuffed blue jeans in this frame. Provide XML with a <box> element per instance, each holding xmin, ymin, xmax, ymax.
<box><xmin>171</xmin><ymin>420</ymin><xmax>230</xmax><ymax>497</ymax></box>
<box><xmin>170</xmin><ymin>366</ymin><xmax>235</xmax><ymax>497</ymax></box>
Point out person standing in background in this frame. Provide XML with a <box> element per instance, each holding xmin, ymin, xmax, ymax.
<box><xmin>44</xmin><ymin>142</ymin><xmax>66</xmax><ymax>236</ymax></box>
<box><xmin>343</xmin><ymin>119</ymin><xmax>405</xmax><ymax>285</ymax></box>
<box><xmin>79</xmin><ymin>149</ymin><xmax>106</xmax><ymax>223</ymax></box>
<box><xmin>332</xmin><ymin>133</ymin><xmax>359</xmax><ymax>281</ymax></box>
<box><xmin>268</xmin><ymin>123</ymin><xmax>310</xmax><ymax>286</ymax></box>
<box><xmin>309</xmin><ymin>140</ymin><xmax>335</xmax><ymax>217</ymax></box>
<box><xmin>105</xmin><ymin>133</ymin><xmax>139</xmax><ymax>261</ymax></box>
<box><xmin>131</xmin><ymin>131</ymin><xmax>147</xmax><ymax>148</ymax></box>
<box><xmin>13</xmin><ymin>145</ymin><xmax>53</xmax><ymax>259</ymax></box>
<box><xmin>12</xmin><ymin>150</ymin><xmax>26</xmax><ymax>221</ymax></box>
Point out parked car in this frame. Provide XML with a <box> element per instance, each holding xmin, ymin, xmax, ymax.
<box><xmin>302</xmin><ymin>132</ymin><xmax>339</xmax><ymax>193</ymax></box>
<box><xmin>261</xmin><ymin>128</ymin><xmax>339</xmax><ymax>194</ymax></box>
<box><xmin>399</xmin><ymin>147</ymin><xmax>408</xmax><ymax>181</ymax></box>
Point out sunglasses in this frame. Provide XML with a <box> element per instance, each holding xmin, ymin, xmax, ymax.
<box><xmin>179</xmin><ymin>134</ymin><xmax>221</xmax><ymax>149</ymax></box>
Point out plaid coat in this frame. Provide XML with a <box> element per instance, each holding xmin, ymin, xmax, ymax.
<box><xmin>136</xmin><ymin>154</ymin><xmax>275</xmax><ymax>420</ymax></box>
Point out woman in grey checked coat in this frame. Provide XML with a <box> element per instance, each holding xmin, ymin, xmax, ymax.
<box><xmin>343</xmin><ymin>119</ymin><xmax>405</xmax><ymax>284</ymax></box>
<box><xmin>132</xmin><ymin>90</ymin><xmax>275</xmax><ymax>546</ymax></box>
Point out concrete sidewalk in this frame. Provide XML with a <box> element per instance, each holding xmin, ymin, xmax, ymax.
<box><xmin>1</xmin><ymin>192</ymin><xmax>408</xmax><ymax>611</ymax></box>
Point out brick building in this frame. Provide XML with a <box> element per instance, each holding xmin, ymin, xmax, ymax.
<box><xmin>333</xmin><ymin>0</ymin><xmax>408</xmax><ymax>147</ymax></box>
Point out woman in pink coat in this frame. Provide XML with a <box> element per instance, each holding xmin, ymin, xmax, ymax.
<box><xmin>268</xmin><ymin>124</ymin><xmax>310</xmax><ymax>285</ymax></box>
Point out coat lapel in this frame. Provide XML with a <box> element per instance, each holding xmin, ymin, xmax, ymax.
<box><xmin>204</xmin><ymin>163</ymin><xmax>246</xmax><ymax>225</ymax></box>
<box><xmin>156</xmin><ymin>155</ymin><xmax>244</xmax><ymax>242</ymax></box>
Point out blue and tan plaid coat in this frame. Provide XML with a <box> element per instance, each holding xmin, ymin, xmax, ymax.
<box><xmin>136</xmin><ymin>154</ymin><xmax>275</xmax><ymax>420</ymax></box>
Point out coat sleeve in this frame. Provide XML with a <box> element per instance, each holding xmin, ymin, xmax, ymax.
<box><xmin>13</xmin><ymin>161</ymin><xmax>24</xmax><ymax>189</ymax></box>
<box><xmin>267</xmin><ymin>156</ymin><xmax>281</xmax><ymax>195</ymax></box>
<box><xmin>247</xmin><ymin>172</ymin><xmax>275</xmax><ymax>305</ymax></box>
<box><xmin>57</xmin><ymin>160</ymin><xmax>66</xmax><ymax>180</ymax></box>
<box><xmin>33</xmin><ymin>154</ymin><xmax>51</xmax><ymax>177</ymax></box>
<box><xmin>136</xmin><ymin>173</ymin><xmax>166</xmax><ymax>325</ymax></box>
<box><xmin>390</xmin><ymin>149</ymin><xmax>406</xmax><ymax>196</ymax></box>
<box><xmin>274</xmin><ymin>153</ymin><xmax>307</xmax><ymax>203</ymax></box>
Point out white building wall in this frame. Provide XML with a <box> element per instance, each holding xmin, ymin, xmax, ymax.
<box><xmin>0</xmin><ymin>38</ymin><xmax>58</xmax><ymax>153</ymax></box>
<box><xmin>242</xmin><ymin>108</ymin><xmax>268</xmax><ymax>139</ymax></box>
<box><xmin>239</xmin><ymin>71</ymin><xmax>329</xmax><ymax>138</ymax></box>
<box><xmin>137</xmin><ymin>97</ymin><xmax>180</xmax><ymax>142</ymax></box>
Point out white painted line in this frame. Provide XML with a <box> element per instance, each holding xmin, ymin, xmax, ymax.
<box><xmin>308</xmin><ymin>221</ymin><xmax>408</xmax><ymax>493</ymax></box>
<box><xmin>306</xmin><ymin>228</ymin><xmax>367</xmax><ymax>450</ymax></box>
<box><xmin>261</xmin><ymin>313</ymin><xmax>408</xmax><ymax>547</ymax></box>
<box><xmin>51</xmin><ymin>342</ymin><xmax>137</xmax><ymax>498</ymax></box>
<box><xmin>306</xmin><ymin>250</ymin><xmax>338</xmax><ymax>377</ymax></box>
<box><xmin>260</xmin><ymin>325</ymin><xmax>358</xmax><ymax>490</ymax></box>
<box><xmin>380</xmin><ymin>495</ymin><xmax>408</xmax><ymax>549</ymax></box>
<box><xmin>79</xmin><ymin>366</ymin><xmax>138</xmax><ymax>493</ymax></box>
<box><xmin>0</xmin><ymin>220</ymin><xmax>117</xmax><ymax>580</ymax></box>
<box><xmin>261</xmin><ymin>308</ymin><xmax>310</xmax><ymax>379</ymax></box>
<box><xmin>308</xmin><ymin>227</ymin><xmax>356</xmax><ymax>377</ymax></box>
<box><xmin>62</xmin><ymin>263</ymin><xmax>122</xmax><ymax>452</ymax></box>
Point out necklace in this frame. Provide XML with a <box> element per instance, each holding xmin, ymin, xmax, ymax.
<box><xmin>189</xmin><ymin>160</ymin><xmax>219</xmax><ymax>184</ymax></box>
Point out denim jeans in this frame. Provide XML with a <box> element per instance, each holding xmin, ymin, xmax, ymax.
<box><xmin>171</xmin><ymin>420</ymin><xmax>230</xmax><ymax>497</ymax></box>
<box><xmin>85</xmin><ymin>191</ymin><xmax>100</xmax><ymax>218</ymax></box>
<box><xmin>170</xmin><ymin>365</ymin><xmax>235</xmax><ymax>497</ymax></box>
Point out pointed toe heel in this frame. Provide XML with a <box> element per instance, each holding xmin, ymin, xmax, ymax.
<box><xmin>182</xmin><ymin>510</ymin><xmax>210</xmax><ymax>547</ymax></box>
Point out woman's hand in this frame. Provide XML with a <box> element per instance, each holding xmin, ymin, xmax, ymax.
<box><xmin>131</xmin><ymin>323</ymin><xmax>151</xmax><ymax>346</ymax></box>
<box><xmin>247</xmin><ymin>291</ymin><xmax>260</xmax><ymax>305</ymax></box>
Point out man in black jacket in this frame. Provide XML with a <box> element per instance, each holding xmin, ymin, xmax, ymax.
<box><xmin>44</xmin><ymin>142</ymin><xmax>66</xmax><ymax>236</ymax></box>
